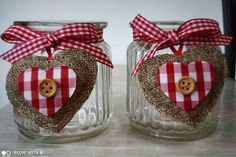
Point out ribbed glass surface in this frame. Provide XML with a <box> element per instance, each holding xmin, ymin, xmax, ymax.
<box><xmin>127</xmin><ymin>39</ymin><xmax>219</xmax><ymax>140</ymax></box>
<box><xmin>13</xmin><ymin>22</ymin><xmax>112</xmax><ymax>143</ymax></box>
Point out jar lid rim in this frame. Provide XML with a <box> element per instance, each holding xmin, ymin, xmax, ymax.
<box><xmin>129</xmin><ymin>21</ymin><xmax>185</xmax><ymax>27</ymax></box>
<box><xmin>151</xmin><ymin>21</ymin><xmax>185</xmax><ymax>25</ymax></box>
<box><xmin>14</xmin><ymin>21</ymin><xmax>108</xmax><ymax>29</ymax></box>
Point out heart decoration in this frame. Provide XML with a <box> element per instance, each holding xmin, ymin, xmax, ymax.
<box><xmin>6</xmin><ymin>49</ymin><xmax>97</xmax><ymax>132</ymax></box>
<box><xmin>156</xmin><ymin>61</ymin><xmax>216</xmax><ymax>112</ymax></box>
<box><xmin>18</xmin><ymin>66</ymin><xmax>77</xmax><ymax>117</ymax></box>
<box><xmin>138</xmin><ymin>46</ymin><xmax>226</xmax><ymax>126</ymax></box>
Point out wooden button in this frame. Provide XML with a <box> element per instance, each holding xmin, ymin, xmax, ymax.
<box><xmin>176</xmin><ymin>76</ymin><xmax>196</xmax><ymax>95</ymax></box>
<box><xmin>38</xmin><ymin>79</ymin><xmax>57</xmax><ymax>97</ymax></box>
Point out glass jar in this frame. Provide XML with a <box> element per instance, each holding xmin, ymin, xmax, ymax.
<box><xmin>127</xmin><ymin>21</ymin><xmax>219</xmax><ymax>140</ymax></box>
<box><xmin>13</xmin><ymin>21</ymin><xmax>112</xmax><ymax>143</ymax></box>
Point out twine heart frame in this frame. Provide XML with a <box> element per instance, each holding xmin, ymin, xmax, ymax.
<box><xmin>138</xmin><ymin>46</ymin><xmax>226</xmax><ymax>127</ymax></box>
<box><xmin>6</xmin><ymin>49</ymin><xmax>97</xmax><ymax>132</ymax></box>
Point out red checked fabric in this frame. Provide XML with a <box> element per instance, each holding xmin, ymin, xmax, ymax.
<box><xmin>130</xmin><ymin>14</ymin><xmax>232</xmax><ymax>76</ymax></box>
<box><xmin>0</xmin><ymin>23</ymin><xmax>113</xmax><ymax>68</ymax></box>
<box><xmin>18</xmin><ymin>66</ymin><xmax>76</xmax><ymax>117</ymax></box>
<box><xmin>156</xmin><ymin>61</ymin><xmax>216</xmax><ymax>112</ymax></box>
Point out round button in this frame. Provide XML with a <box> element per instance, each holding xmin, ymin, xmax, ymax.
<box><xmin>176</xmin><ymin>76</ymin><xmax>196</xmax><ymax>95</ymax></box>
<box><xmin>38</xmin><ymin>79</ymin><xmax>57</xmax><ymax>97</ymax></box>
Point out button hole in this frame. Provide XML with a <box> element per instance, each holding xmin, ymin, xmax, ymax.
<box><xmin>181</xmin><ymin>87</ymin><xmax>184</xmax><ymax>89</ymax></box>
<box><xmin>50</xmin><ymin>87</ymin><xmax>53</xmax><ymax>89</ymax></box>
<box><xmin>182</xmin><ymin>82</ymin><xmax>185</xmax><ymax>84</ymax></box>
<box><xmin>46</xmin><ymin>91</ymin><xmax>49</xmax><ymax>93</ymax></box>
<box><xmin>187</xmin><ymin>88</ymin><xmax>189</xmax><ymax>90</ymax></box>
<box><xmin>188</xmin><ymin>83</ymin><xmax>190</xmax><ymax>85</ymax></box>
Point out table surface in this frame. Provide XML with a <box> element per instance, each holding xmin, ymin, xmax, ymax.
<box><xmin>0</xmin><ymin>65</ymin><xmax>236</xmax><ymax>157</ymax></box>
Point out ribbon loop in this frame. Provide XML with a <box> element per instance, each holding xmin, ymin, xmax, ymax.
<box><xmin>0</xmin><ymin>23</ymin><xmax>113</xmax><ymax>68</ymax></box>
<box><xmin>131</xmin><ymin>14</ymin><xmax>232</xmax><ymax>76</ymax></box>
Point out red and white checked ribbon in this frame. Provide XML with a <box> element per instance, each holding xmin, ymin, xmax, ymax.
<box><xmin>0</xmin><ymin>23</ymin><xmax>113</xmax><ymax>68</ymax></box>
<box><xmin>131</xmin><ymin>14</ymin><xmax>232</xmax><ymax>76</ymax></box>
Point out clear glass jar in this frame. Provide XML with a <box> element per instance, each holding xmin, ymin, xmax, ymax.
<box><xmin>13</xmin><ymin>21</ymin><xmax>112</xmax><ymax>143</ymax></box>
<box><xmin>127</xmin><ymin>21</ymin><xmax>219</xmax><ymax>140</ymax></box>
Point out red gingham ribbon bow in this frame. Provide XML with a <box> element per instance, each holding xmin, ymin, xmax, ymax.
<box><xmin>0</xmin><ymin>23</ymin><xmax>113</xmax><ymax>68</ymax></box>
<box><xmin>131</xmin><ymin>14</ymin><xmax>232</xmax><ymax>76</ymax></box>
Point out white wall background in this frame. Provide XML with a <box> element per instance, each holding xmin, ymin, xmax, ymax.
<box><xmin>0</xmin><ymin>0</ymin><xmax>223</xmax><ymax>108</ymax></box>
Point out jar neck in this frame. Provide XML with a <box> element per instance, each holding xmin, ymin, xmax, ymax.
<box><xmin>152</xmin><ymin>21</ymin><xmax>184</xmax><ymax>30</ymax></box>
<box><xmin>14</xmin><ymin>21</ymin><xmax>107</xmax><ymax>32</ymax></box>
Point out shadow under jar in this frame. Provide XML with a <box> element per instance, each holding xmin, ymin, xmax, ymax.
<box><xmin>127</xmin><ymin>21</ymin><xmax>219</xmax><ymax>140</ymax></box>
<box><xmin>13</xmin><ymin>21</ymin><xmax>112</xmax><ymax>143</ymax></box>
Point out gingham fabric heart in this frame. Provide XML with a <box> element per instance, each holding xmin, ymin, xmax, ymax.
<box><xmin>18</xmin><ymin>66</ymin><xmax>76</xmax><ymax>117</ymax></box>
<box><xmin>156</xmin><ymin>61</ymin><xmax>216</xmax><ymax>111</ymax></box>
